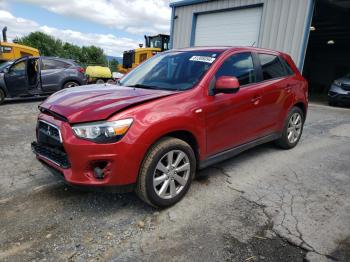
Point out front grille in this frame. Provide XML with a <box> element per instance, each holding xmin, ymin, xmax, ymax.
<box><xmin>341</xmin><ymin>83</ymin><xmax>350</xmax><ymax>91</ymax></box>
<box><xmin>37</xmin><ymin>120</ymin><xmax>61</xmax><ymax>146</ymax></box>
<box><xmin>32</xmin><ymin>142</ymin><xmax>70</xmax><ymax>168</ymax></box>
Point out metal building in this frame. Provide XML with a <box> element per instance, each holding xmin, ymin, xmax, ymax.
<box><xmin>169</xmin><ymin>0</ymin><xmax>350</xmax><ymax>100</ymax></box>
<box><xmin>169</xmin><ymin>0</ymin><xmax>314</xmax><ymax>70</ymax></box>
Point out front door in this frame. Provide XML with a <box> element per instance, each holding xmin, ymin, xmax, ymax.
<box><xmin>4</xmin><ymin>58</ymin><xmax>28</xmax><ymax>96</ymax></box>
<box><xmin>204</xmin><ymin>52</ymin><xmax>266</xmax><ymax>156</ymax></box>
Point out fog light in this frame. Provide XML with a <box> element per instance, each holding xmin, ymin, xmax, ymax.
<box><xmin>93</xmin><ymin>167</ymin><xmax>105</xmax><ymax>179</ymax></box>
<box><xmin>92</xmin><ymin>161</ymin><xmax>109</xmax><ymax>180</ymax></box>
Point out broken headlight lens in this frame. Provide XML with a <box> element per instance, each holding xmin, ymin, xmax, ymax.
<box><xmin>72</xmin><ymin>118</ymin><xmax>133</xmax><ymax>143</ymax></box>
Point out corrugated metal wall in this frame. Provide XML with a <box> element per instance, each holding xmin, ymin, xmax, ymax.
<box><xmin>172</xmin><ymin>0</ymin><xmax>312</xmax><ymax>68</ymax></box>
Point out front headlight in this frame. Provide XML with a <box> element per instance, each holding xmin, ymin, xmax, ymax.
<box><xmin>334</xmin><ymin>80</ymin><xmax>342</xmax><ymax>87</ymax></box>
<box><xmin>72</xmin><ymin>118</ymin><xmax>133</xmax><ymax>143</ymax></box>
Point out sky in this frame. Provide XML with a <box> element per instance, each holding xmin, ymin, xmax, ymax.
<box><xmin>0</xmin><ymin>0</ymin><xmax>174</xmax><ymax>57</ymax></box>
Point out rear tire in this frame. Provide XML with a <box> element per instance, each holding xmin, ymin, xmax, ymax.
<box><xmin>136</xmin><ymin>137</ymin><xmax>196</xmax><ymax>208</ymax></box>
<box><xmin>0</xmin><ymin>89</ymin><xmax>5</xmax><ymax>105</ymax></box>
<box><xmin>107</xmin><ymin>79</ymin><xmax>115</xmax><ymax>84</ymax></box>
<box><xmin>63</xmin><ymin>81</ymin><xmax>79</xmax><ymax>89</ymax></box>
<box><xmin>328</xmin><ymin>99</ymin><xmax>337</xmax><ymax>107</ymax></box>
<box><xmin>96</xmin><ymin>79</ymin><xmax>105</xmax><ymax>84</ymax></box>
<box><xmin>276</xmin><ymin>107</ymin><xmax>304</xmax><ymax>149</ymax></box>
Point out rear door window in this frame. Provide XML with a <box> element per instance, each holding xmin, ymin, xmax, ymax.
<box><xmin>42</xmin><ymin>59</ymin><xmax>70</xmax><ymax>70</ymax></box>
<box><xmin>215</xmin><ymin>52</ymin><xmax>256</xmax><ymax>86</ymax></box>
<box><xmin>258</xmin><ymin>54</ymin><xmax>287</xmax><ymax>80</ymax></box>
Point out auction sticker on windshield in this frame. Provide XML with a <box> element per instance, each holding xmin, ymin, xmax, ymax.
<box><xmin>189</xmin><ymin>56</ymin><xmax>216</xmax><ymax>63</ymax></box>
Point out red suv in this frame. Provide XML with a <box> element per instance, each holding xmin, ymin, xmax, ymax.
<box><xmin>32</xmin><ymin>47</ymin><xmax>308</xmax><ymax>208</ymax></box>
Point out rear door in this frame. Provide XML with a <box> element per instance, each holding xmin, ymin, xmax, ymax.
<box><xmin>4</xmin><ymin>58</ymin><xmax>28</xmax><ymax>96</ymax></box>
<box><xmin>255</xmin><ymin>53</ymin><xmax>294</xmax><ymax>133</ymax></box>
<box><xmin>41</xmin><ymin>58</ymin><xmax>69</xmax><ymax>92</ymax></box>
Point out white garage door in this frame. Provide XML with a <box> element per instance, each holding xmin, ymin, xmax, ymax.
<box><xmin>194</xmin><ymin>7</ymin><xmax>262</xmax><ymax>46</ymax></box>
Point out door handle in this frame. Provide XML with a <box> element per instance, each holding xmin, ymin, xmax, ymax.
<box><xmin>251</xmin><ymin>95</ymin><xmax>262</xmax><ymax>105</ymax></box>
<box><xmin>285</xmin><ymin>84</ymin><xmax>292</xmax><ymax>93</ymax></box>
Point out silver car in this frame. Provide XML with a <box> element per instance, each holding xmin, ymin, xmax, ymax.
<box><xmin>328</xmin><ymin>73</ymin><xmax>350</xmax><ymax>106</ymax></box>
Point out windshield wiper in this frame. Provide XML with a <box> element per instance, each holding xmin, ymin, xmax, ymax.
<box><xmin>127</xmin><ymin>84</ymin><xmax>160</xmax><ymax>90</ymax></box>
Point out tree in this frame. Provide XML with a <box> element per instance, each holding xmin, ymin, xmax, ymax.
<box><xmin>62</xmin><ymin>42</ymin><xmax>82</xmax><ymax>62</ymax></box>
<box><xmin>80</xmin><ymin>46</ymin><xmax>107</xmax><ymax>65</ymax></box>
<box><xmin>17</xmin><ymin>32</ymin><xmax>108</xmax><ymax>66</ymax></box>
<box><xmin>18</xmin><ymin>32</ymin><xmax>63</xmax><ymax>57</ymax></box>
<box><xmin>109</xmin><ymin>58</ymin><xmax>119</xmax><ymax>72</ymax></box>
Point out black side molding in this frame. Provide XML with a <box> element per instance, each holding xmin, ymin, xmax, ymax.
<box><xmin>199</xmin><ymin>133</ymin><xmax>281</xmax><ymax>169</ymax></box>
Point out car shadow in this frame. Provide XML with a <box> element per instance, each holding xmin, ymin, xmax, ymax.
<box><xmin>3</xmin><ymin>96</ymin><xmax>47</xmax><ymax>105</ymax></box>
<box><xmin>196</xmin><ymin>142</ymin><xmax>278</xmax><ymax>179</ymax></box>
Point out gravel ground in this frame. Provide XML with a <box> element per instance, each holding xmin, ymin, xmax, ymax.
<box><xmin>0</xmin><ymin>100</ymin><xmax>349</xmax><ymax>262</ymax></box>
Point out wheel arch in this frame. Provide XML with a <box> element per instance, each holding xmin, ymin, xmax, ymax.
<box><xmin>0</xmin><ymin>86</ymin><xmax>7</xmax><ymax>96</ymax></box>
<box><xmin>61</xmin><ymin>78</ymin><xmax>81</xmax><ymax>89</ymax></box>
<box><xmin>159</xmin><ymin>130</ymin><xmax>200</xmax><ymax>163</ymax></box>
<box><xmin>293</xmin><ymin>101</ymin><xmax>307</xmax><ymax>121</ymax></box>
<box><xmin>0</xmin><ymin>79</ymin><xmax>9</xmax><ymax>97</ymax></box>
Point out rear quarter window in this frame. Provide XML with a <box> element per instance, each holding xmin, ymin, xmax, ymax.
<box><xmin>42</xmin><ymin>59</ymin><xmax>71</xmax><ymax>69</ymax></box>
<box><xmin>280</xmin><ymin>57</ymin><xmax>295</xmax><ymax>75</ymax></box>
<box><xmin>258</xmin><ymin>54</ymin><xmax>288</xmax><ymax>80</ymax></box>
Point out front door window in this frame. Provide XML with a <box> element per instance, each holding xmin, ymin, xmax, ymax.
<box><xmin>9</xmin><ymin>60</ymin><xmax>26</xmax><ymax>76</ymax></box>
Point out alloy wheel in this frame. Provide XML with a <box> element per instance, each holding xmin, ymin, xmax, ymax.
<box><xmin>287</xmin><ymin>112</ymin><xmax>302</xmax><ymax>143</ymax></box>
<box><xmin>153</xmin><ymin>150</ymin><xmax>190</xmax><ymax>200</ymax></box>
<box><xmin>67</xmin><ymin>82</ymin><xmax>78</xmax><ymax>88</ymax></box>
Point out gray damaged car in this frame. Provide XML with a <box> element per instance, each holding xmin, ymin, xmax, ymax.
<box><xmin>0</xmin><ymin>56</ymin><xmax>87</xmax><ymax>104</ymax></box>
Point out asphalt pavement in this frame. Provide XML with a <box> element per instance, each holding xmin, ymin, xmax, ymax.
<box><xmin>0</xmin><ymin>101</ymin><xmax>349</xmax><ymax>261</ymax></box>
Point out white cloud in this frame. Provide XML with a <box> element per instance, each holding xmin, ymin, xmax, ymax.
<box><xmin>0</xmin><ymin>10</ymin><xmax>143</xmax><ymax>56</ymax></box>
<box><xmin>14</xmin><ymin>0</ymin><xmax>172</xmax><ymax>35</ymax></box>
<box><xmin>0</xmin><ymin>0</ymin><xmax>9</xmax><ymax>10</ymax></box>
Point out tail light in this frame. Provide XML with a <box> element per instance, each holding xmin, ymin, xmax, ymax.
<box><xmin>77</xmin><ymin>67</ymin><xmax>85</xmax><ymax>73</ymax></box>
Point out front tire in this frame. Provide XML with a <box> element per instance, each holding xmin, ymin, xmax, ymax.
<box><xmin>276</xmin><ymin>107</ymin><xmax>304</xmax><ymax>149</ymax></box>
<box><xmin>63</xmin><ymin>81</ymin><xmax>79</xmax><ymax>89</ymax></box>
<box><xmin>136</xmin><ymin>137</ymin><xmax>196</xmax><ymax>208</ymax></box>
<box><xmin>0</xmin><ymin>89</ymin><xmax>5</xmax><ymax>105</ymax></box>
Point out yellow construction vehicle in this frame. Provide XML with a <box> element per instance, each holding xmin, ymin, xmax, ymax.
<box><xmin>117</xmin><ymin>34</ymin><xmax>169</xmax><ymax>74</ymax></box>
<box><xmin>0</xmin><ymin>27</ymin><xmax>40</xmax><ymax>63</ymax></box>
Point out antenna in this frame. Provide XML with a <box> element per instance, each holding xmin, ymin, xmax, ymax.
<box><xmin>251</xmin><ymin>41</ymin><xmax>256</xmax><ymax>47</ymax></box>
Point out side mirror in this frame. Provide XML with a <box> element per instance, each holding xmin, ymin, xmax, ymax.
<box><xmin>3</xmin><ymin>67</ymin><xmax>8</xmax><ymax>73</ymax></box>
<box><xmin>215</xmin><ymin>76</ymin><xmax>240</xmax><ymax>94</ymax></box>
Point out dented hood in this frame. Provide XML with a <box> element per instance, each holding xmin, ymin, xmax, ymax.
<box><xmin>39</xmin><ymin>85</ymin><xmax>176</xmax><ymax>123</ymax></box>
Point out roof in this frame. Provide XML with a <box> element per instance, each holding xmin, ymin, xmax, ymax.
<box><xmin>171</xmin><ymin>46</ymin><xmax>232</xmax><ymax>52</ymax></box>
<box><xmin>169</xmin><ymin>0</ymin><xmax>210</xmax><ymax>8</ymax></box>
<box><xmin>170</xmin><ymin>46</ymin><xmax>284</xmax><ymax>55</ymax></box>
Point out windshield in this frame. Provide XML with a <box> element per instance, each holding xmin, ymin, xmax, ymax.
<box><xmin>0</xmin><ymin>60</ymin><xmax>13</xmax><ymax>72</ymax></box>
<box><xmin>119</xmin><ymin>51</ymin><xmax>222</xmax><ymax>91</ymax></box>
